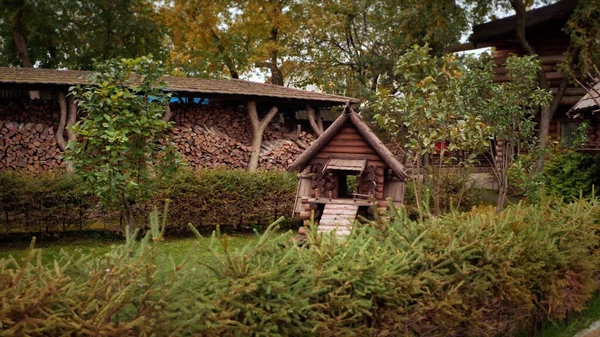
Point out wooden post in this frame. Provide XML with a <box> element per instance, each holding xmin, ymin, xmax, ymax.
<box><xmin>56</xmin><ymin>93</ymin><xmax>68</xmax><ymax>151</ymax></box>
<box><xmin>247</xmin><ymin>101</ymin><xmax>278</xmax><ymax>171</ymax></box>
<box><xmin>306</xmin><ymin>104</ymin><xmax>324</xmax><ymax>136</ymax></box>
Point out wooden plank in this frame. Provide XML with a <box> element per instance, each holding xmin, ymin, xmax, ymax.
<box><xmin>327</xmin><ymin>139</ymin><xmax>371</xmax><ymax>147</ymax></box>
<box><xmin>308</xmin><ymin>197</ymin><xmax>372</xmax><ymax>205</ymax></box>
<box><xmin>319</xmin><ymin>221</ymin><xmax>353</xmax><ymax>227</ymax></box>
<box><xmin>315</xmin><ymin>152</ymin><xmax>383</xmax><ymax>161</ymax></box>
<box><xmin>321</xmin><ymin>215</ymin><xmax>358</xmax><ymax>221</ymax></box>
<box><xmin>332</xmin><ymin>133</ymin><xmax>364</xmax><ymax>140</ymax></box>
<box><xmin>321</xmin><ymin>204</ymin><xmax>362</xmax><ymax>210</ymax></box>
<box><xmin>322</xmin><ymin>145</ymin><xmax>376</xmax><ymax>154</ymax></box>
<box><xmin>339</xmin><ymin>127</ymin><xmax>360</xmax><ymax>134</ymax></box>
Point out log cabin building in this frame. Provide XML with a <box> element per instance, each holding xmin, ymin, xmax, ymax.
<box><xmin>0</xmin><ymin>67</ymin><xmax>358</xmax><ymax>172</ymax></box>
<box><xmin>288</xmin><ymin>105</ymin><xmax>407</xmax><ymax>236</ymax></box>
<box><xmin>464</xmin><ymin>0</ymin><xmax>588</xmax><ymax>149</ymax></box>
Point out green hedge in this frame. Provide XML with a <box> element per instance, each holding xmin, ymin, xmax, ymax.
<box><xmin>149</xmin><ymin>168</ymin><xmax>297</xmax><ymax>230</ymax></box>
<box><xmin>2</xmin><ymin>198</ymin><xmax>599</xmax><ymax>336</ymax></box>
<box><xmin>0</xmin><ymin>169</ymin><xmax>297</xmax><ymax>234</ymax></box>
<box><xmin>0</xmin><ymin>171</ymin><xmax>92</xmax><ymax>233</ymax></box>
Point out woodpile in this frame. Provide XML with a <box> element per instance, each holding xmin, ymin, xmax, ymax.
<box><xmin>0</xmin><ymin>99</ymin><xmax>60</xmax><ymax>127</ymax></box>
<box><xmin>169</xmin><ymin>103</ymin><xmax>315</xmax><ymax>170</ymax></box>
<box><xmin>0</xmin><ymin>100</ymin><xmax>317</xmax><ymax>173</ymax></box>
<box><xmin>0</xmin><ymin>120</ymin><xmax>63</xmax><ymax>171</ymax></box>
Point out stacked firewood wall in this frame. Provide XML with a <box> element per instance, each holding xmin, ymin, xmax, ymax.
<box><xmin>0</xmin><ymin>99</ymin><xmax>316</xmax><ymax>172</ymax></box>
<box><xmin>0</xmin><ymin>100</ymin><xmax>63</xmax><ymax>171</ymax></box>
<box><xmin>168</xmin><ymin>104</ymin><xmax>314</xmax><ymax>170</ymax></box>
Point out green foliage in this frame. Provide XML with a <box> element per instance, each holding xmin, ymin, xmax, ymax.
<box><xmin>0</xmin><ymin>169</ymin><xmax>298</xmax><ymax>233</ymax></box>
<box><xmin>372</xmin><ymin>45</ymin><xmax>493</xmax><ymax>159</ymax></box>
<box><xmin>151</xmin><ymin>168</ymin><xmax>298</xmax><ymax>230</ymax></box>
<box><xmin>403</xmin><ymin>169</ymin><xmax>481</xmax><ymax>217</ymax></box>
<box><xmin>2</xmin><ymin>198</ymin><xmax>600</xmax><ymax>336</ymax></box>
<box><xmin>372</xmin><ymin>45</ymin><xmax>493</xmax><ymax>215</ymax></box>
<box><xmin>561</xmin><ymin>0</ymin><xmax>600</xmax><ymax>80</ymax></box>
<box><xmin>543</xmin><ymin>151</ymin><xmax>600</xmax><ymax>200</ymax></box>
<box><xmin>65</xmin><ymin>56</ymin><xmax>182</xmax><ymax>233</ymax></box>
<box><xmin>0</xmin><ymin>0</ymin><xmax>167</xmax><ymax>69</ymax></box>
<box><xmin>298</xmin><ymin>0</ymin><xmax>474</xmax><ymax>96</ymax></box>
<box><xmin>0</xmin><ymin>171</ymin><xmax>92</xmax><ymax>234</ymax></box>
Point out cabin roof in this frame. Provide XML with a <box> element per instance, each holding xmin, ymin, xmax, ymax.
<box><xmin>469</xmin><ymin>1</ymin><xmax>577</xmax><ymax>46</ymax></box>
<box><xmin>570</xmin><ymin>82</ymin><xmax>600</xmax><ymax>113</ymax></box>
<box><xmin>288</xmin><ymin>105</ymin><xmax>407</xmax><ymax>180</ymax></box>
<box><xmin>0</xmin><ymin>67</ymin><xmax>359</xmax><ymax>106</ymax></box>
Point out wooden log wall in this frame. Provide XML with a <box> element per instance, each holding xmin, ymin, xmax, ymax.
<box><xmin>0</xmin><ymin>99</ymin><xmax>316</xmax><ymax>173</ymax></box>
<box><xmin>307</xmin><ymin>123</ymin><xmax>388</xmax><ymax>201</ymax></box>
<box><xmin>491</xmin><ymin>38</ymin><xmax>585</xmax><ymax>107</ymax></box>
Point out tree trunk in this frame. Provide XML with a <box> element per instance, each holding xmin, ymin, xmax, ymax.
<box><xmin>306</xmin><ymin>104</ymin><xmax>324</xmax><ymax>136</ymax></box>
<box><xmin>11</xmin><ymin>6</ymin><xmax>39</xmax><ymax>99</ymax></box>
<box><xmin>247</xmin><ymin>101</ymin><xmax>278</xmax><ymax>171</ymax></box>
<box><xmin>536</xmin><ymin>78</ymin><xmax>568</xmax><ymax>171</ymax></box>
<box><xmin>510</xmin><ymin>0</ymin><xmax>567</xmax><ymax>172</ymax></box>
<box><xmin>56</xmin><ymin>93</ymin><xmax>68</xmax><ymax>151</ymax></box>
<box><xmin>67</xmin><ymin>97</ymin><xmax>77</xmax><ymax>143</ymax></box>
<box><xmin>162</xmin><ymin>102</ymin><xmax>173</xmax><ymax>122</ymax></box>
<box><xmin>122</xmin><ymin>193</ymin><xmax>134</xmax><ymax>237</ymax></box>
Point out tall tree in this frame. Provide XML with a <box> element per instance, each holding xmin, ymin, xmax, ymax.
<box><xmin>0</xmin><ymin>0</ymin><xmax>62</xmax><ymax>68</ymax></box>
<box><xmin>65</xmin><ymin>56</ymin><xmax>181</xmax><ymax>236</ymax></box>
<box><xmin>163</xmin><ymin>0</ymin><xmax>301</xmax><ymax>85</ymax></box>
<box><xmin>298</xmin><ymin>0</ymin><xmax>473</xmax><ymax>98</ymax></box>
<box><xmin>0</xmin><ymin>0</ymin><xmax>166</xmax><ymax>70</ymax></box>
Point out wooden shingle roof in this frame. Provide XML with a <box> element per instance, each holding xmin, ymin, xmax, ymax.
<box><xmin>0</xmin><ymin>67</ymin><xmax>359</xmax><ymax>106</ymax></box>
<box><xmin>288</xmin><ymin>105</ymin><xmax>407</xmax><ymax>180</ymax></box>
<box><xmin>570</xmin><ymin>82</ymin><xmax>600</xmax><ymax>113</ymax></box>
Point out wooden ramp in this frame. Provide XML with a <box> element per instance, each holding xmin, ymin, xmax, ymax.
<box><xmin>318</xmin><ymin>203</ymin><xmax>359</xmax><ymax>236</ymax></box>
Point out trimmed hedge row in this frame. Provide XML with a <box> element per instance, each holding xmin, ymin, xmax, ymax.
<box><xmin>2</xmin><ymin>198</ymin><xmax>600</xmax><ymax>336</ymax></box>
<box><xmin>0</xmin><ymin>169</ymin><xmax>297</xmax><ymax>233</ymax></box>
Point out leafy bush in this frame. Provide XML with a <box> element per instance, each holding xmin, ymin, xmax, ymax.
<box><xmin>0</xmin><ymin>169</ymin><xmax>298</xmax><ymax>233</ymax></box>
<box><xmin>543</xmin><ymin>151</ymin><xmax>600</xmax><ymax>200</ymax></box>
<box><xmin>404</xmin><ymin>169</ymin><xmax>481</xmax><ymax>218</ymax></box>
<box><xmin>3</xmin><ymin>198</ymin><xmax>599</xmax><ymax>336</ymax></box>
<box><xmin>0</xmin><ymin>171</ymin><xmax>92</xmax><ymax>234</ymax></box>
<box><xmin>148</xmin><ymin>168</ymin><xmax>297</xmax><ymax>231</ymax></box>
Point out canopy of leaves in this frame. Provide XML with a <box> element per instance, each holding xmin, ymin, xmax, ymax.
<box><xmin>561</xmin><ymin>0</ymin><xmax>600</xmax><ymax>79</ymax></box>
<box><xmin>163</xmin><ymin>0</ymin><xmax>302</xmax><ymax>83</ymax></box>
<box><xmin>297</xmin><ymin>0</ymin><xmax>475</xmax><ymax>98</ymax></box>
<box><xmin>0</xmin><ymin>0</ymin><xmax>166</xmax><ymax>69</ymax></box>
<box><xmin>371</xmin><ymin>45</ymin><xmax>493</xmax><ymax>162</ymax></box>
<box><xmin>65</xmin><ymin>56</ymin><xmax>181</xmax><ymax>209</ymax></box>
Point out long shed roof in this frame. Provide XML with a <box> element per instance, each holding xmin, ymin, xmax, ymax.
<box><xmin>0</xmin><ymin>67</ymin><xmax>359</xmax><ymax>106</ymax></box>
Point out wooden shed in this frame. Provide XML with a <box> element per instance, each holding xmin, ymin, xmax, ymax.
<box><xmin>287</xmin><ymin>105</ymin><xmax>407</xmax><ymax>236</ymax></box>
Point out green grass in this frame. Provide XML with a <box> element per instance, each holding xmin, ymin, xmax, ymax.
<box><xmin>0</xmin><ymin>232</ymin><xmax>260</xmax><ymax>266</ymax></box>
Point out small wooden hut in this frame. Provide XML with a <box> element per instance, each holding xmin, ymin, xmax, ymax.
<box><xmin>287</xmin><ymin>105</ymin><xmax>407</xmax><ymax>235</ymax></box>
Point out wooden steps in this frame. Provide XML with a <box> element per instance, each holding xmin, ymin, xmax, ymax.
<box><xmin>318</xmin><ymin>203</ymin><xmax>359</xmax><ymax>236</ymax></box>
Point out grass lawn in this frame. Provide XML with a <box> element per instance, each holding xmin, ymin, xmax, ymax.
<box><xmin>0</xmin><ymin>232</ymin><xmax>260</xmax><ymax>266</ymax></box>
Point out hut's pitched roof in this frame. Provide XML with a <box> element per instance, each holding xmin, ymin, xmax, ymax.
<box><xmin>288</xmin><ymin>106</ymin><xmax>407</xmax><ymax>180</ymax></box>
<box><xmin>569</xmin><ymin>82</ymin><xmax>600</xmax><ymax>113</ymax></box>
<box><xmin>0</xmin><ymin>67</ymin><xmax>359</xmax><ymax>106</ymax></box>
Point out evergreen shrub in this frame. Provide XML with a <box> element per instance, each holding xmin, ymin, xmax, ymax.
<box><xmin>2</xmin><ymin>198</ymin><xmax>599</xmax><ymax>336</ymax></box>
<box><xmin>543</xmin><ymin>151</ymin><xmax>600</xmax><ymax>200</ymax></box>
